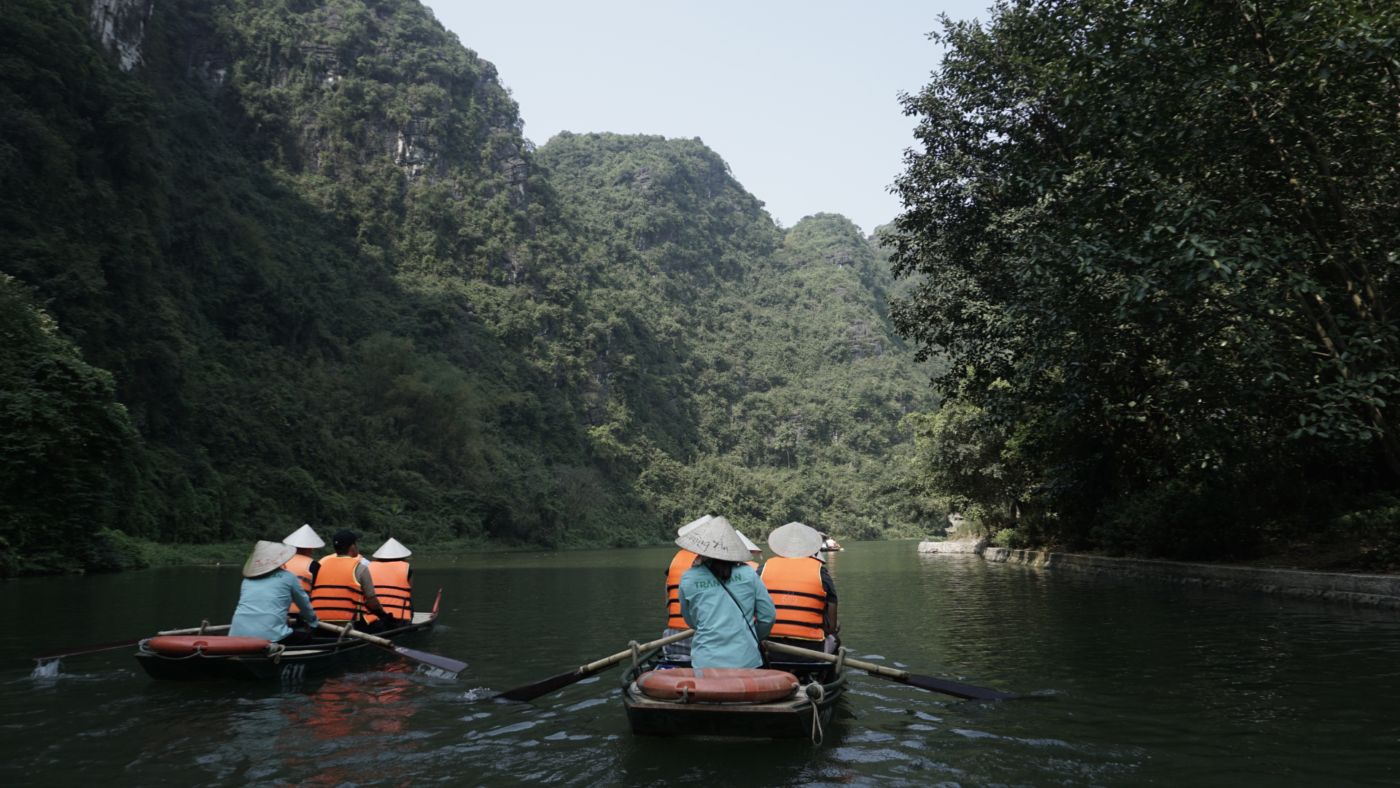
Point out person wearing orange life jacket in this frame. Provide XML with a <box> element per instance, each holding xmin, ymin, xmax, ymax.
<box><xmin>760</xmin><ymin>521</ymin><xmax>840</xmax><ymax>662</ymax></box>
<box><xmin>281</xmin><ymin>523</ymin><xmax>324</xmax><ymax>620</ymax></box>
<box><xmin>364</xmin><ymin>537</ymin><xmax>413</xmax><ymax>629</ymax></box>
<box><xmin>310</xmin><ymin>530</ymin><xmax>390</xmax><ymax>629</ymax></box>
<box><xmin>661</xmin><ymin>514</ymin><xmax>713</xmax><ymax>663</ymax></box>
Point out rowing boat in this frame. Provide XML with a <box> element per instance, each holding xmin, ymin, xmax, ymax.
<box><xmin>134</xmin><ymin>590</ymin><xmax>441</xmax><ymax>681</ymax></box>
<box><xmin>620</xmin><ymin>645</ymin><xmax>847</xmax><ymax>740</ymax></box>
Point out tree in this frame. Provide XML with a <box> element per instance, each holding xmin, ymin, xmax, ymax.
<box><xmin>891</xmin><ymin>0</ymin><xmax>1400</xmax><ymax>556</ymax></box>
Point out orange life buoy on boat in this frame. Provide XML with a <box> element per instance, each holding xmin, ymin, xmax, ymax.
<box><xmin>636</xmin><ymin>668</ymin><xmax>798</xmax><ymax>703</ymax></box>
<box><xmin>146</xmin><ymin>635</ymin><xmax>272</xmax><ymax>656</ymax></box>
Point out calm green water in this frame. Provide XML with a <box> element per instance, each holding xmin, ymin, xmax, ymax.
<box><xmin>3</xmin><ymin>541</ymin><xmax>1399</xmax><ymax>785</ymax></box>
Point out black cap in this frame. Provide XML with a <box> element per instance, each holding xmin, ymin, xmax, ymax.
<box><xmin>332</xmin><ymin>530</ymin><xmax>359</xmax><ymax>551</ymax></box>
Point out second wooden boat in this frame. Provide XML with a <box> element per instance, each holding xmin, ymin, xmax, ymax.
<box><xmin>134</xmin><ymin>591</ymin><xmax>442</xmax><ymax>682</ymax></box>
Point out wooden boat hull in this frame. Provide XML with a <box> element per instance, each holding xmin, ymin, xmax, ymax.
<box><xmin>621</xmin><ymin>656</ymin><xmax>845</xmax><ymax>740</ymax></box>
<box><xmin>135</xmin><ymin>612</ymin><xmax>437</xmax><ymax>681</ymax></box>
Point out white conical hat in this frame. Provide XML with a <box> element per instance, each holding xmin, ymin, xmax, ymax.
<box><xmin>282</xmin><ymin>523</ymin><xmax>325</xmax><ymax>549</ymax></box>
<box><xmin>736</xmin><ymin>530</ymin><xmax>761</xmax><ymax>554</ymax></box>
<box><xmin>243</xmin><ymin>540</ymin><xmax>296</xmax><ymax>578</ymax></box>
<box><xmin>767</xmin><ymin>521</ymin><xmax>824</xmax><ymax>559</ymax></box>
<box><xmin>677</xmin><ymin>514</ymin><xmax>713</xmax><ymax>536</ymax></box>
<box><xmin>675</xmin><ymin>516</ymin><xmax>751</xmax><ymax>562</ymax></box>
<box><xmin>372</xmin><ymin>537</ymin><xmax>412</xmax><ymax>560</ymax></box>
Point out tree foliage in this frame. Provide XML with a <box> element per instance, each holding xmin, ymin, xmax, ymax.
<box><xmin>891</xmin><ymin>0</ymin><xmax>1400</xmax><ymax>559</ymax></box>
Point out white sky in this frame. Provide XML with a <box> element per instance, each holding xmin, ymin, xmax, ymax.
<box><xmin>425</xmin><ymin>1</ymin><xmax>993</xmax><ymax>235</ymax></box>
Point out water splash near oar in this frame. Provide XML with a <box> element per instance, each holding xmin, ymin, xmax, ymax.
<box><xmin>30</xmin><ymin>659</ymin><xmax>61</xmax><ymax>680</ymax></box>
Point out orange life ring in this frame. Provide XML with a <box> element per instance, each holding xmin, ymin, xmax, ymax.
<box><xmin>636</xmin><ymin>668</ymin><xmax>798</xmax><ymax>703</ymax></box>
<box><xmin>146</xmin><ymin>635</ymin><xmax>272</xmax><ymax>656</ymax></box>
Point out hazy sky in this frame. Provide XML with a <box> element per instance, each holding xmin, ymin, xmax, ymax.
<box><xmin>426</xmin><ymin>1</ymin><xmax>993</xmax><ymax>235</ymax></box>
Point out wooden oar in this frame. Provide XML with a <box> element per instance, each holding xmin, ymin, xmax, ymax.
<box><xmin>495</xmin><ymin>628</ymin><xmax>695</xmax><ymax>702</ymax></box>
<box><xmin>764</xmin><ymin>640</ymin><xmax>1020</xmax><ymax>701</ymax></box>
<box><xmin>34</xmin><ymin>624</ymin><xmax>233</xmax><ymax>664</ymax></box>
<box><xmin>316</xmin><ymin>621</ymin><xmax>466</xmax><ymax>676</ymax></box>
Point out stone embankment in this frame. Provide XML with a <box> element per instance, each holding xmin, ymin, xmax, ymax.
<box><xmin>917</xmin><ymin>541</ymin><xmax>1400</xmax><ymax>608</ymax></box>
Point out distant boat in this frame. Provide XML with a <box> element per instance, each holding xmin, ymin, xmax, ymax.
<box><xmin>820</xmin><ymin>537</ymin><xmax>843</xmax><ymax>552</ymax></box>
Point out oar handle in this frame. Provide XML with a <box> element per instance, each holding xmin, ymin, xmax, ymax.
<box><xmin>316</xmin><ymin>621</ymin><xmax>393</xmax><ymax>647</ymax></box>
<box><xmin>577</xmin><ymin>628</ymin><xmax>694</xmax><ymax>674</ymax></box>
<box><xmin>156</xmin><ymin>624</ymin><xmax>232</xmax><ymax>636</ymax></box>
<box><xmin>763</xmin><ymin>640</ymin><xmax>1018</xmax><ymax>700</ymax></box>
<box><xmin>763</xmin><ymin>640</ymin><xmax>908</xmax><ymax>679</ymax></box>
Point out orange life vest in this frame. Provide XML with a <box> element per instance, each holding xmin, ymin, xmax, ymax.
<box><xmin>665</xmin><ymin>549</ymin><xmax>698</xmax><ymax>629</ymax></box>
<box><xmin>364</xmin><ymin>560</ymin><xmax>412</xmax><ymax>624</ymax></box>
<box><xmin>282</xmin><ymin>553</ymin><xmax>315</xmax><ymax>614</ymax></box>
<box><xmin>760</xmin><ymin>556</ymin><xmax>827</xmax><ymax>641</ymax></box>
<box><xmin>310</xmin><ymin>555</ymin><xmax>364</xmax><ymax>623</ymax></box>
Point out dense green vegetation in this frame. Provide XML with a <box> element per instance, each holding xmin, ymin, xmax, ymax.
<box><xmin>891</xmin><ymin>0</ymin><xmax>1400</xmax><ymax>566</ymax></box>
<box><xmin>0</xmin><ymin>0</ymin><xmax>931</xmax><ymax>575</ymax></box>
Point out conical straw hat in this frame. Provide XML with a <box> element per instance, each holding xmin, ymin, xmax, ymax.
<box><xmin>243</xmin><ymin>540</ymin><xmax>296</xmax><ymax>578</ymax></box>
<box><xmin>372</xmin><ymin>537</ymin><xmax>412</xmax><ymax>560</ymax></box>
<box><xmin>675</xmin><ymin>516</ymin><xmax>751</xmax><ymax>562</ymax></box>
<box><xmin>282</xmin><ymin>523</ymin><xmax>325</xmax><ymax>549</ymax></box>
<box><xmin>736</xmin><ymin>530</ymin><xmax>761</xmax><ymax>554</ymax></box>
<box><xmin>677</xmin><ymin>514</ymin><xmax>713</xmax><ymax>536</ymax></box>
<box><xmin>767</xmin><ymin>521</ymin><xmax>824</xmax><ymax>559</ymax></box>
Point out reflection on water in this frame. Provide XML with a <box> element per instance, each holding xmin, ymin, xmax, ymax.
<box><xmin>2</xmin><ymin>542</ymin><xmax>1399</xmax><ymax>785</ymax></box>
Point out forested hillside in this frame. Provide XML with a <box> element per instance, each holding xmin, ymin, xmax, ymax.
<box><xmin>0</xmin><ymin>0</ymin><xmax>932</xmax><ymax>576</ymax></box>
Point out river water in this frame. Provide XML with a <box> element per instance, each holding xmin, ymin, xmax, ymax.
<box><xmin>3</xmin><ymin>541</ymin><xmax>1398</xmax><ymax>785</ymax></box>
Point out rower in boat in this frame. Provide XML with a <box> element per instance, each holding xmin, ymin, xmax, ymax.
<box><xmin>230</xmin><ymin>541</ymin><xmax>321</xmax><ymax>645</ymax></box>
<box><xmin>310</xmin><ymin>530</ymin><xmax>392</xmax><ymax>630</ymax></box>
<box><xmin>761</xmin><ymin>522</ymin><xmax>840</xmax><ymax>662</ymax></box>
<box><xmin>661</xmin><ymin>514</ymin><xmax>712</xmax><ymax>664</ymax></box>
<box><xmin>281</xmin><ymin>523</ymin><xmax>324</xmax><ymax>623</ymax></box>
<box><xmin>364</xmin><ymin>537</ymin><xmax>413</xmax><ymax>631</ymax></box>
<box><xmin>676</xmin><ymin>516</ymin><xmax>776</xmax><ymax>669</ymax></box>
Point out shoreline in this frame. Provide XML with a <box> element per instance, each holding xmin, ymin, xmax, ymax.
<box><xmin>918</xmin><ymin>539</ymin><xmax>1400</xmax><ymax>608</ymax></box>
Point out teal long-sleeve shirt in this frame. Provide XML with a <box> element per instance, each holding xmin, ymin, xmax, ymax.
<box><xmin>229</xmin><ymin>569</ymin><xmax>319</xmax><ymax>642</ymax></box>
<box><xmin>678</xmin><ymin>563</ymin><xmax>775</xmax><ymax>669</ymax></box>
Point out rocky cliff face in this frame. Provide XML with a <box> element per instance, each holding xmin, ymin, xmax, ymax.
<box><xmin>89</xmin><ymin>0</ymin><xmax>153</xmax><ymax>71</ymax></box>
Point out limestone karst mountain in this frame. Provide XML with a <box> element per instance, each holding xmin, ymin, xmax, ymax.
<box><xmin>0</xmin><ymin>0</ymin><xmax>931</xmax><ymax>574</ymax></box>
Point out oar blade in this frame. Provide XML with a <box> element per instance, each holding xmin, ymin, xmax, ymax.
<box><xmin>494</xmin><ymin>669</ymin><xmax>590</xmax><ymax>702</ymax></box>
<box><xmin>394</xmin><ymin>646</ymin><xmax>466</xmax><ymax>677</ymax></box>
<box><xmin>902</xmin><ymin>672</ymin><xmax>1019</xmax><ymax>701</ymax></box>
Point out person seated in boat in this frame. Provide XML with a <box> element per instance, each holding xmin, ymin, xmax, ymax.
<box><xmin>662</xmin><ymin>514</ymin><xmax>712</xmax><ymax>663</ymax></box>
<box><xmin>363</xmin><ymin>537</ymin><xmax>413</xmax><ymax>629</ymax></box>
<box><xmin>761</xmin><ymin>522</ymin><xmax>840</xmax><ymax>662</ymax></box>
<box><xmin>230</xmin><ymin>540</ymin><xmax>321</xmax><ymax>645</ymax></box>
<box><xmin>676</xmin><ymin>516</ymin><xmax>776</xmax><ymax>670</ymax></box>
<box><xmin>281</xmin><ymin>523</ymin><xmax>324</xmax><ymax>623</ymax></box>
<box><xmin>736</xmin><ymin>530</ymin><xmax>763</xmax><ymax>569</ymax></box>
<box><xmin>310</xmin><ymin>529</ymin><xmax>392</xmax><ymax>631</ymax></box>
